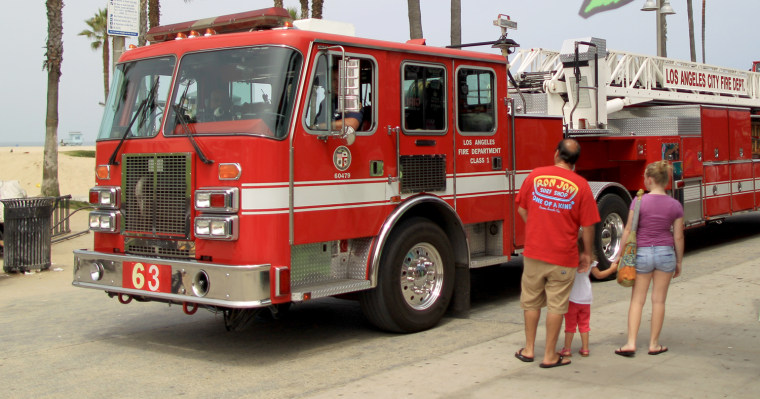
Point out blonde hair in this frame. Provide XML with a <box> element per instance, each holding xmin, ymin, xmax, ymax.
<box><xmin>645</xmin><ymin>160</ymin><xmax>671</xmax><ymax>187</ymax></box>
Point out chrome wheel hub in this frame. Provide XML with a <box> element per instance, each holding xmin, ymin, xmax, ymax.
<box><xmin>399</xmin><ymin>243</ymin><xmax>444</xmax><ymax>310</ymax></box>
<box><xmin>601</xmin><ymin>213</ymin><xmax>624</xmax><ymax>263</ymax></box>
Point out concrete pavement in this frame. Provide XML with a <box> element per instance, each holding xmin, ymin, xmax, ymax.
<box><xmin>3</xmin><ymin>213</ymin><xmax>759</xmax><ymax>398</ymax></box>
<box><xmin>305</xmin><ymin>252</ymin><xmax>760</xmax><ymax>398</ymax></box>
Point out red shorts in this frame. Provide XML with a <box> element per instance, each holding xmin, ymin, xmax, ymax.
<box><xmin>564</xmin><ymin>301</ymin><xmax>591</xmax><ymax>333</ymax></box>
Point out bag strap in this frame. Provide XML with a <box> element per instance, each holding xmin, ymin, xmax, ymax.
<box><xmin>630</xmin><ymin>189</ymin><xmax>645</xmax><ymax>233</ymax></box>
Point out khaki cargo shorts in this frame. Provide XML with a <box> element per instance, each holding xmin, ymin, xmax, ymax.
<box><xmin>520</xmin><ymin>257</ymin><xmax>575</xmax><ymax>314</ymax></box>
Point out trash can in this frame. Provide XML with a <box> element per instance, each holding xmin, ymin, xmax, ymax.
<box><xmin>1</xmin><ymin>197</ymin><xmax>56</xmax><ymax>273</ymax></box>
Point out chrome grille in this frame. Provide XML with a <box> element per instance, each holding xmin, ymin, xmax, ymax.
<box><xmin>122</xmin><ymin>153</ymin><xmax>191</xmax><ymax>238</ymax></box>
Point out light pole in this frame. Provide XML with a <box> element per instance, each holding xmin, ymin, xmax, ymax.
<box><xmin>642</xmin><ymin>0</ymin><xmax>676</xmax><ymax>57</ymax></box>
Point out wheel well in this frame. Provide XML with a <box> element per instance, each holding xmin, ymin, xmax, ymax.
<box><xmin>368</xmin><ymin>195</ymin><xmax>468</xmax><ymax>286</ymax></box>
<box><xmin>594</xmin><ymin>184</ymin><xmax>632</xmax><ymax>206</ymax></box>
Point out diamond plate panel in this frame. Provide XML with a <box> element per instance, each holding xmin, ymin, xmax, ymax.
<box><xmin>608</xmin><ymin>105</ymin><xmax>702</xmax><ymax>136</ymax></box>
<box><xmin>290</xmin><ymin>238</ymin><xmax>372</xmax><ymax>289</ymax></box>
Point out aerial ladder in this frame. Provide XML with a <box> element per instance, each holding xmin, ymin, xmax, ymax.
<box><xmin>508</xmin><ymin>38</ymin><xmax>760</xmax><ymax>131</ymax></box>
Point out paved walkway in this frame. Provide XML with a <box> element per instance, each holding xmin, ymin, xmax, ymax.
<box><xmin>306</xmin><ymin>257</ymin><xmax>760</xmax><ymax>398</ymax></box>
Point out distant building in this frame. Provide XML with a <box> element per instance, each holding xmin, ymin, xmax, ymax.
<box><xmin>60</xmin><ymin>131</ymin><xmax>83</xmax><ymax>146</ymax></box>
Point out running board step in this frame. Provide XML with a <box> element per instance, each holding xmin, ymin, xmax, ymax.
<box><xmin>470</xmin><ymin>255</ymin><xmax>511</xmax><ymax>268</ymax></box>
<box><xmin>291</xmin><ymin>279</ymin><xmax>372</xmax><ymax>301</ymax></box>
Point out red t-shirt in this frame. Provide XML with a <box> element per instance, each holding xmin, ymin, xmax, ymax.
<box><xmin>516</xmin><ymin>165</ymin><xmax>600</xmax><ymax>267</ymax></box>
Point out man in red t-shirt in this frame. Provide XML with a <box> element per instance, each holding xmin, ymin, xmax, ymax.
<box><xmin>513</xmin><ymin>139</ymin><xmax>600</xmax><ymax>368</ymax></box>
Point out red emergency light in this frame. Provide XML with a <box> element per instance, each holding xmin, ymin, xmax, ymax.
<box><xmin>146</xmin><ymin>7</ymin><xmax>292</xmax><ymax>43</ymax></box>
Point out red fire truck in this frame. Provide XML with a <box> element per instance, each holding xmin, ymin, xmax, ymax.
<box><xmin>73</xmin><ymin>7</ymin><xmax>760</xmax><ymax>332</ymax></box>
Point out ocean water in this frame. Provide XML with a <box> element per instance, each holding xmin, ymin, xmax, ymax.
<box><xmin>0</xmin><ymin>141</ymin><xmax>95</xmax><ymax>147</ymax></box>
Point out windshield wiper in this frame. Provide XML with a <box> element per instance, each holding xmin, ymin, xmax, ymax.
<box><xmin>172</xmin><ymin>103</ymin><xmax>213</xmax><ymax>165</ymax></box>
<box><xmin>171</xmin><ymin>78</ymin><xmax>213</xmax><ymax>165</ymax></box>
<box><xmin>107</xmin><ymin>79</ymin><xmax>160</xmax><ymax>166</ymax></box>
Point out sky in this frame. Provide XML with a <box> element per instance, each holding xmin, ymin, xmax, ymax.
<box><xmin>3</xmin><ymin>0</ymin><xmax>758</xmax><ymax>146</ymax></box>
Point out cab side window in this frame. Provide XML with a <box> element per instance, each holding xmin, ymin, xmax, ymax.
<box><xmin>457</xmin><ymin>68</ymin><xmax>495</xmax><ymax>133</ymax></box>
<box><xmin>304</xmin><ymin>54</ymin><xmax>375</xmax><ymax>133</ymax></box>
<box><xmin>403</xmin><ymin>64</ymin><xmax>446</xmax><ymax>133</ymax></box>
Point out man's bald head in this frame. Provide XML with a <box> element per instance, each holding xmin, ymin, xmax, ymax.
<box><xmin>556</xmin><ymin>139</ymin><xmax>581</xmax><ymax>165</ymax></box>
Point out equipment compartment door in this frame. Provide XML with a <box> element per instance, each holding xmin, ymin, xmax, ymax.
<box><xmin>730</xmin><ymin>162</ymin><xmax>754</xmax><ymax>212</ymax></box>
<box><xmin>701</xmin><ymin>107</ymin><xmax>729</xmax><ymax>162</ymax></box>
<box><xmin>728</xmin><ymin>110</ymin><xmax>753</xmax><ymax>212</ymax></box>
<box><xmin>703</xmin><ymin>164</ymin><xmax>730</xmax><ymax>217</ymax></box>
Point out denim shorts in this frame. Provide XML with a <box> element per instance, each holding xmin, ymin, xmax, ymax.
<box><xmin>635</xmin><ymin>246</ymin><xmax>677</xmax><ymax>274</ymax></box>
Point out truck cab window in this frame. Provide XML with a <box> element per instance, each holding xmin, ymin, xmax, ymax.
<box><xmin>304</xmin><ymin>54</ymin><xmax>375</xmax><ymax>133</ymax></box>
<box><xmin>457</xmin><ymin>68</ymin><xmax>496</xmax><ymax>133</ymax></box>
<box><xmin>165</xmin><ymin>46</ymin><xmax>302</xmax><ymax>139</ymax></box>
<box><xmin>403</xmin><ymin>64</ymin><xmax>446</xmax><ymax>133</ymax></box>
<box><xmin>97</xmin><ymin>56</ymin><xmax>175</xmax><ymax>140</ymax></box>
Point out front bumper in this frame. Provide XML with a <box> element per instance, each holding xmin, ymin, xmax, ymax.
<box><xmin>73</xmin><ymin>250</ymin><xmax>272</xmax><ymax>308</ymax></box>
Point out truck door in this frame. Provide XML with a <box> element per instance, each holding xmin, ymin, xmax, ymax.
<box><xmin>451</xmin><ymin>63</ymin><xmax>511</xmax><ymax>260</ymax></box>
<box><xmin>293</xmin><ymin>49</ymin><xmax>391</xmax><ymax>245</ymax></box>
<box><xmin>397</xmin><ymin>61</ymin><xmax>450</xmax><ymax>199</ymax></box>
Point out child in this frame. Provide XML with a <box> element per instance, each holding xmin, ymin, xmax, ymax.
<box><xmin>560</xmin><ymin>236</ymin><xmax>618</xmax><ymax>357</ymax></box>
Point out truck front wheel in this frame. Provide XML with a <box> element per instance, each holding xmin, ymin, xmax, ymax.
<box><xmin>360</xmin><ymin>218</ymin><xmax>454</xmax><ymax>333</ymax></box>
<box><xmin>595</xmin><ymin>194</ymin><xmax>629</xmax><ymax>274</ymax></box>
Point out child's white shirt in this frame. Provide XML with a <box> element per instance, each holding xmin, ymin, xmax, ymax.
<box><xmin>569</xmin><ymin>261</ymin><xmax>598</xmax><ymax>305</ymax></box>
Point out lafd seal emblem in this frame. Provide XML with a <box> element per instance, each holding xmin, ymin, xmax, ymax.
<box><xmin>333</xmin><ymin>146</ymin><xmax>351</xmax><ymax>171</ymax></box>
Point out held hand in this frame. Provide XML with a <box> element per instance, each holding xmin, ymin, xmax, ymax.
<box><xmin>609</xmin><ymin>261</ymin><xmax>619</xmax><ymax>273</ymax></box>
<box><xmin>578</xmin><ymin>252</ymin><xmax>591</xmax><ymax>273</ymax></box>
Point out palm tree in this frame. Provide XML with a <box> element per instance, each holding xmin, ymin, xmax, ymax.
<box><xmin>138</xmin><ymin>0</ymin><xmax>147</xmax><ymax>46</ymax></box>
<box><xmin>79</xmin><ymin>8</ymin><xmax>110</xmax><ymax>101</ymax></box>
<box><xmin>299</xmin><ymin>0</ymin><xmax>309</xmax><ymax>19</ymax></box>
<box><xmin>42</xmin><ymin>0</ymin><xmax>63</xmax><ymax>197</ymax></box>
<box><xmin>408</xmin><ymin>0</ymin><xmax>423</xmax><ymax>39</ymax></box>
<box><xmin>286</xmin><ymin>6</ymin><xmax>298</xmax><ymax>20</ymax></box>
<box><xmin>312</xmin><ymin>0</ymin><xmax>324</xmax><ymax>19</ymax></box>
<box><xmin>450</xmin><ymin>0</ymin><xmax>461</xmax><ymax>46</ymax></box>
<box><xmin>149</xmin><ymin>0</ymin><xmax>160</xmax><ymax>29</ymax></box>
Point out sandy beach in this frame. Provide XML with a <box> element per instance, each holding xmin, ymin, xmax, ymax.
<box><xmin>0</xmin><ymin>146</ymin><xmax>95</xmax><ymax>202</ymax></box>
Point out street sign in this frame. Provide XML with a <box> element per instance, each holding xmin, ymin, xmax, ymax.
<box><xmin>107</xmin><ymin>0</ymin><xmax>139</xmax><ymax>37</ymax></box>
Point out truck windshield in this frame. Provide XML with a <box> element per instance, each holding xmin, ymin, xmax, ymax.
<box><xmin>97</xmin><ymin>56</ymin><xmax>176</xmax><ymax>140</ymax></box>
<box><xmin>165</xmin><ymin>46</ymin><xmax>302</xmax><ymax>140</ymax></box>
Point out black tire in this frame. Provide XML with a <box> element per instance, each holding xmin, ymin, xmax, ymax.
<box><xmin>594</xmin><ymin>194</ymin><xmax>629</xmax><ymax>275</ymax></box>
<box><xmin>360</xmin><ymin>218</ymin><xmax>455</xmax><ymax>333</ymax></box>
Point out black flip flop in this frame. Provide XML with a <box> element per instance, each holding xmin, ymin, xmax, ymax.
<box><xmin>515</xmin><ymin>348</ymin><xmax>534</xmax><ymax>363</ymax></box>
<box><xmin>539</xmin><ymin>355</ymin><xmax>571</xmax><ymax>368</ymax></box>
<box><xmin>648</xmin><ymin>345</ymin><xmax>668</xmax><ymax>355</ymax></box>
<box><xmin>615</xmin><ymin>347</ymin><xmax>636</xmax><ymax>357</ymax></box>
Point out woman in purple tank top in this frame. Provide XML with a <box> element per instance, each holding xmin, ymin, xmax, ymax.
<box><xmin>613</xmin><ymin>161</ymin><xmax>684</xmax><ymax>357</ymax></box>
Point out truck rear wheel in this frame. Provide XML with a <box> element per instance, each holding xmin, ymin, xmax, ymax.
<box><xmin>595</xmin><ymin>194</ymin><xmax>629</xmax><ymax>274</ymax></box>
<box><xmin>360</xmin><ymin>218</ymin><xmax>454</xmax><ymax>333</ymax></box>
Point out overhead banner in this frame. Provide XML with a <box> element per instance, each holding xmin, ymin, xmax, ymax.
<box><xmin>579</xmin><ymin>0</ymin><xmax>635</xmax><ymax>19</ymax></box>
<box><xmin>107</xmin><ymin>0</ymin><xmax>139</xmax><ymax>37</ymax></box>
<box><xmin>663</xmin><ymin>65</ymin><xmax>749</xmax><ymax>96</ymax></box>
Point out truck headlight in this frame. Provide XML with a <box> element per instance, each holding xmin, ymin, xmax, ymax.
<box><xmin>194</xmin><ymin>215</ymin><xmax>238</xmax><ymax>240</ymax></box>
<box><xmin>89</xmin><ymin>186</ymin><xmax>120</xmax><ymax>209</ymax></box>
<box><xmin>88</xmin><ymin>211</ymin><xmax>120</xmax><ymax>233</ymax></box>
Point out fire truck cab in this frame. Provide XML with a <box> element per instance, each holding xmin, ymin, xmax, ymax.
<box><xmin>73</xmin><ymin>7</ymin><xmax>760</xmax><ymax>333</ymax></box>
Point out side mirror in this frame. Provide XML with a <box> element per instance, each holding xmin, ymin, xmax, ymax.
<box><xmin>338</xmin><ymin>58</ymin><xmax>361</xmax><ymax>113</ymax></box>
<box><xmin>338</xmin><ymin>58</ymin><xmax>360</xmax><ymax>146</ymax></box>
